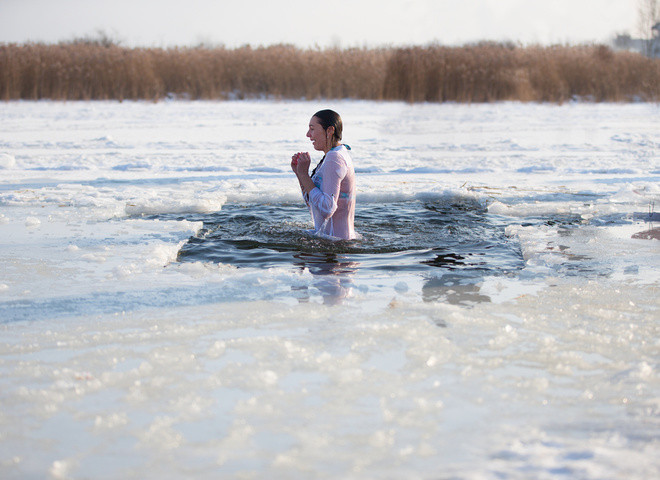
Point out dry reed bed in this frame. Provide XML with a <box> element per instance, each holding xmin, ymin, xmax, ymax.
<box><xmin>1</xmin><ymin>42</ymin><xmax>658</xmax><ymax>102</ymax></box>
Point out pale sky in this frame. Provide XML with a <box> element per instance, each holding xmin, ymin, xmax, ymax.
<box><xmin>0</xmin><ymin>0</ymin><xmax>641</xmax><ymax>48</ymax></box>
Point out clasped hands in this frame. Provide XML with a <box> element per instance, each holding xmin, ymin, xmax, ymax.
<box><xmin>291</xmin><ymin>152</ymin><xmax>311</xmax><ymax>178</ymax></box>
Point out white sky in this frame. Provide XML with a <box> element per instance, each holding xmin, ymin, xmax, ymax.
<box><xmin>0</xmin><ymin>0</ymin><xmax>641</xmax><ymax>48</ymax></box>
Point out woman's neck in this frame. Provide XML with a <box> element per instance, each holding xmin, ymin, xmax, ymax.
<box><xmin>324</xmin><ymin>143</ymin><xmax>340</xmax><ymax>154</ymax></box>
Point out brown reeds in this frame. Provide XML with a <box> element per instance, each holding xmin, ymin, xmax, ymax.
<box><xmin>1</xmin><ymin>41</ymin><xmax>658</xmax><ymax>102</ymax></box>
<box><xmin>382</xmin><ymin>42</ymin><xmax>660</xmax><ymax>102</ymax></box>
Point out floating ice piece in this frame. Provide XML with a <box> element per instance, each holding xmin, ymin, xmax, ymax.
<box><xmin>0</xmin><ymin>153</ymin><xmax>16</xmax><ymax>169</ymax></box>
<box><xmin>125</xmin><ymin>195</ymin><xmax>227</xmax><ymax>216</ymax></box>
<box><xmin>394</xmin><ymin>281</ymin><xmax>409</xmax><ymax>293</ymax></box>
<box><xmin>25</xmin><ymin>216</ymin><xmax>41</xmax><ymax>227</ymax></box>
<box><xmin>147</xmin><ymin>242</ymin><xmax>184</xmax><ymax>267</ymax></box>
<box><xmin>81</xmin><ymin>253</ymin><xmax>107</xmax><ymax>263</ymax></box>
<box><xmin>49</xmin><ymin>459</ymin><xmax>75</xmax><ymax>479</ymax></box>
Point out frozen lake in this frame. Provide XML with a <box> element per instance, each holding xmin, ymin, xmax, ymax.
<box><xmin>0</xmin><ymin>100</ymin><xmax>659</xmax><ymax>479</ymax></box>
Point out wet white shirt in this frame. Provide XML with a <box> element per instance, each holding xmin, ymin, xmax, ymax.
<box><xmin>303</xmin><ymin>145</ymin><xmax>357</xmax><ymax>240</ymax></box>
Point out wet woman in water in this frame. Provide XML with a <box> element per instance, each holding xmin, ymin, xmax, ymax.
<box><xmin>291</xmin><ymin>109</ymin><xmax>357</xmax><ymax>240</ymax></box>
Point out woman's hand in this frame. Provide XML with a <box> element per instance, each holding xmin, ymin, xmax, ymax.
<box><xmin>291</xmin><ymin>153</ymin><xmax>300</xmax><ymax>174</ymax></box>
<box><xmin>295</xmin><ymin>152</ymin><xmax>311</xmax><ymax>178</ymax></box>
<box><xmin>291</xmin><ymin>152</ymin><xmax>316</xmax><ymax>195</ymax></box>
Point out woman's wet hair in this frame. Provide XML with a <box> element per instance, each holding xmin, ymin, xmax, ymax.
<box><xmin>313</xmin><ymin>109</ymin><xmax>342</xmax><ymax>146</ymax></box>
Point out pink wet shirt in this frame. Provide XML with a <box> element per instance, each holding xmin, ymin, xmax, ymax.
<box><xmin>303</xmin><ymin>145</ymin><xmax>356</xmax><ymax>240</ymax></box>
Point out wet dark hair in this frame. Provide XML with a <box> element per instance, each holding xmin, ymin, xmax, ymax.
<box><xmin>313</xmin><ymin>109</ymin><xmax>342</xmax><ymax>145</ymax></box>
<box><xmin>310</xmin><ymin>109</ymin><xmax>343</xmax><ymax>178</ymax></box>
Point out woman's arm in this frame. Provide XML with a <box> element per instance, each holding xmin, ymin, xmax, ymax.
<box><xmin>294</xmin><ymin>152</ymin><xmax>318</xmax><ymax>195</ymax></box>
<box><xmin>307</xmin><ymin>153</ymin><xmax>346</xmax><ymax>219</ymax></box>
<box><xmin>291</xmin><ymin>153</ymin><xmax>310</xmax><ymax>193</ymax></box>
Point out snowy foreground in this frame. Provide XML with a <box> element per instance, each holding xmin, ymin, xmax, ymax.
<box><xmin>0</xmin><ymin>100</ymin><xmax>659</xmax><ymax>479</ymax></box>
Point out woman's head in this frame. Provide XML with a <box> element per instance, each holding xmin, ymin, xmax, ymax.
<box><xmin>307</xmin><ymin>109</ymin><xmax>342</xmax><ymax>153</ymax></box>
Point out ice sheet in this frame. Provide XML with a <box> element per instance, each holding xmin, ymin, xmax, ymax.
<box><xmin>0</xmin><ymin>100</ymin><xmax>658</xmax><ymax>479</ymax></box>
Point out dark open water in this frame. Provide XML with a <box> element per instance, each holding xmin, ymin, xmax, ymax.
<box><xmin>167</xmin><ymin>199</ymin><xmax>527</xmax><ymax>279</ymax></box>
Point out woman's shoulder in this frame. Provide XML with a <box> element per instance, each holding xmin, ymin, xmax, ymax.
<box><xmin>326</xmin><ymin>145</ymin><xmax>352</xmax><ymax>164</ymax></box>
<box><xmin>322</xmin><ymin>147</ymin><xmax>351</xmax><ymax>177</ymax></box>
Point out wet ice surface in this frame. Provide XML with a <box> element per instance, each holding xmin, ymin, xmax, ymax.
<box><xmin>0</xmin><ymin>100</ymin><xmax>659</xmax><ymax>479</ymax></box>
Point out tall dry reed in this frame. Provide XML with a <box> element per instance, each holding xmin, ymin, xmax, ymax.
<box><xmin>1</xmin><ymin>42</ymin><xmax>658</xmax><ymax>102</ymax></box>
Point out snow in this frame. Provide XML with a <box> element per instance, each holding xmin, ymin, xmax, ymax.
<box><xmin>0</xmin><ymin>100</ymin><xmax>658</xmax><ymax>479</ymax></box>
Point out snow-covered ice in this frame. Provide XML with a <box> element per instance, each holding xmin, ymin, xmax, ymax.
<box><xmin>0</xmin><ymin>100</ymin><xmax>658</xmax><ymax>479</ymax></box>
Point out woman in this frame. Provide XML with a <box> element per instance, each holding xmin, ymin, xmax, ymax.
<box><xmin>291</xmin><ymin>109</ymin><xmax>357</xmax><ymax>240</ymax></box>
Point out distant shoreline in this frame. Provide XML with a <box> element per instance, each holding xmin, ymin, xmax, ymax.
<box><xmin>2</xmin><ymin>42</ymin><xmax>659</xmax><ymax>103</ymax></box>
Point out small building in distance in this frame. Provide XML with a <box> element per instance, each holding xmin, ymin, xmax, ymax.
<box><xmin>613</xmin><ymin>22</ymin><xmax>660</xmax><ymax>57</ymax></box>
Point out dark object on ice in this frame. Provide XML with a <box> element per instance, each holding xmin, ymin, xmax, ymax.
<box><xmin>632</xmin><ymin>228</ymin><xmax>660</xmax><ymax>240</ymax></box>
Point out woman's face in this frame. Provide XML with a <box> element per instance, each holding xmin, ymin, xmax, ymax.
<box><xmin>306</xmin><ymin>116</ymin><xmax>329</xmax><ymax>152</ymax></box>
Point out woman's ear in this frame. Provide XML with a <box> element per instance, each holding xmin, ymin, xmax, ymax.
<box><xmin>326</xmin><ymin>126</ymin><xmax>335</xmax><ymax>138</ymax></box>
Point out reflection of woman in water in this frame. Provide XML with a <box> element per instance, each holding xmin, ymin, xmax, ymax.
<box><xmin>293</xmin><ymin>252</ymin><xmax>359</xmax><ymax>305</ymax></box>
<box><xmin>291</xmin><ymin>109</ymin><xmax>357</xmax><ymax>240</ymax></box>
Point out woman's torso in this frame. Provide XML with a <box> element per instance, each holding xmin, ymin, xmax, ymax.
<box><xmin>310</xmin><ymin>145</ymin><xmax>356</xmax><ymax>239</ymax></box>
